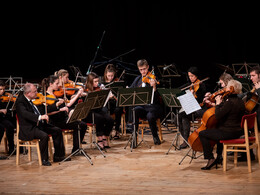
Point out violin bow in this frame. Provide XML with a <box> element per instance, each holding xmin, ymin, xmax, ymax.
<box><xmin>181</xmin><ymin>77</ymin><xmax>210</xmax><ymax>91</ymax></box>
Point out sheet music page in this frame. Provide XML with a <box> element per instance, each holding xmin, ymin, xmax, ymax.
<box><xmin>103</xmin><ymin>90</ymin><xmax>113</xmax><ymax>107</ymax></box>
<box><xmin>177</xmin><ymin>90</ymin><xmax>201</xmax><ymax>115</ymax></box>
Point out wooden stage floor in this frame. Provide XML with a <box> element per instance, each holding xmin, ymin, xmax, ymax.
<box><xmin>0</xmin><ymin>128</ymin><xmax>260</xmax><ymax>194</ymax></box>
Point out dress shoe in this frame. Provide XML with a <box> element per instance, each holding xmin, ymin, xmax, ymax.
<box><xmin>53</xmin><ymin>156</ymin><xmax>71</xmax><ymax>162</ymax></box>
<box><xmin>0</xmin><ymin>156</ymin><xmax>7</xmax><ymax>160</ymax></box>
<box><xmin>153</xmin><ymin>137</ymin><xmax>161</xmax><ymax>145</ymax></box>
<box><xmin>42</xmin><ymin>160</ymin><xmax>52</xmax><ymax>166</ymax></box>
<box><xmin>201</xmin><ymin>159</ymin><xmax>218</xmax><ymax>170</ymax></box>
<box><xmin>180</xmin><ymin>142</ymin><xmax>188</xmax><ymax>149</ymax></box>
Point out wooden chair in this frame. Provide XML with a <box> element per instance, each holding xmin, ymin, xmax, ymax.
<box><xmin>138</xmin><ymin>118</ymin><xmax>163</xmax><ymax>143</ymax></box>
<box><xmin>220</xmin><ymin>112</ymin><xmax>260</xmax><ymax>172</ymax></box>
<box><xmin>16</xmin><ymin>118</ymin><xmax>42</xmax><ymax>166</ymax></box>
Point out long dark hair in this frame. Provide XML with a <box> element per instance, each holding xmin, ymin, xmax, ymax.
<box><xmin>42</xmin><ymin>75</ymin><xmax>58</xmax><ymax>89</ymax></box>
<box><xmin>85</xmin><ymin>72</ymin><xmax>99</xmax><ymax>91</ymax></box>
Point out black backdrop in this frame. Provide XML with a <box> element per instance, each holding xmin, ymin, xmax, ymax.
<box><xmin>2</xmin><ymin>2</ymin><xmax>260</xmax><ymax>90</ymax></box>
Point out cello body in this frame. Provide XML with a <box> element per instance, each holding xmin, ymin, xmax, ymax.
<box><xmin>188</xmin><ymin>107</ymin><xmax>217</xmax><ymax>152</ymax></box>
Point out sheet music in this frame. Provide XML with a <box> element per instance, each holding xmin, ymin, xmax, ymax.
<box><xmin>103</xmin><ymin>90</ymin><xmax>113</xmax><ymax>107</ymax></box>
<box><xmin>177</xmin><ymin>90</ymin><xmax>201</xmax><ymax>115</ymax></box>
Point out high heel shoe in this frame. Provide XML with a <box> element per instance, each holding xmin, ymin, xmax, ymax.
<box><xmin>216</xmin><ymin>155</ymin><xmax>223</xmax><ymax>165</ymax></box>
<box><xmin>201</xmin><ymin>159</ymin><xmax>218</xmax><ymax>170</ymax></box>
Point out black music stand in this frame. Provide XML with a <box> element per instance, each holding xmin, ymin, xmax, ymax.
<box><xmin>60</xmin><ymin>101</ymin><xmax>94</xmax><ymax>165</ymax></box>
<box><xmin>84</xmin><ymin>89</ymin><xmax>111</xmax><ymax>156</ymax></box>
<box><xmin>117</xmin><ymin>87</ymin><xmax>154</xmax><ymax>152</ymax></box>
<box><xmin>164</xmin><ymin>90</ymin><xmax>201</xmax><ymax>155</ymax></box>
<box><xmin>157</xmin><ymin>89</ymin><xmax>185</xmax><ymax>153</ymax></box>
<box><xmin>157</xmin><ymin>64</ymin><xmax>181</xmax><ymax>125</ymax></box>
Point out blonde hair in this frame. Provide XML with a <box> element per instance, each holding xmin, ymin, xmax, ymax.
<box><xmin>227</xmin><ymin>80</ymin><xmax>242</xmax><ymax>94</ymax></box>
<box><xmin>219</xmin><ymin>73</ymin><xmax>233</xmax><ymax>86</ymax></box>
<box><xmin>54</xmin><ymin>69</ymin><xmax>68</xmax><ymax>78</ymax></box>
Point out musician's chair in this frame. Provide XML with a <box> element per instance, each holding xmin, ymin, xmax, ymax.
<box><xmin>220</xmin><ymin>112</ymin><xmax>260</xmax><ymax>172</ymax></box>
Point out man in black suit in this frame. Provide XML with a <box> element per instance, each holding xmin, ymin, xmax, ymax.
<box><xmin>130</xmin><ymin>59</ymin><xmax>162</xmax><ymax>145</ymax></box>
<box><xmin>16</xmin><ymin>83</ymin><xmax>67</xmax><ymax>166</ymax></box>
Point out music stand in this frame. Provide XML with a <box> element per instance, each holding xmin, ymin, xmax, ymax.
<box><xmin>84</xmin><ymin>89</ymin><xmax>111</xmax><ymax>156</ymax></box>
<box><xmin>60</xmin><ymin>101</ymin><xmax>94</xmax><ymax>165</ymax></box>
<box><xmin>165</xmin><ymin>90</ymin><xmax>201</xmax><ymax>154</ymax></box>
<box><xmin>157</xmin><ymin>64</ymin><xmax>181</xmax><ymax>125</ymax></box>
<box><xmin>117</xmin><ymin>87</ymin><xmax>154</xmax><ymax>152</ymax></box>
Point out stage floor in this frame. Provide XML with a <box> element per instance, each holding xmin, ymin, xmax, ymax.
<box><xmin>0</xmin><ymin>127</ymin><xmax>260</xmax><ymax>194</ymax></box>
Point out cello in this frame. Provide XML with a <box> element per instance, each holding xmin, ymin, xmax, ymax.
<box><xmin>188</xmin><ymin>86</ymin><xmax>234</xmax><ymax>152</ymax></box>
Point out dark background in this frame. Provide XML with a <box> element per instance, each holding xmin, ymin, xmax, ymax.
<box><xmin>2</xmin><ymin>2</ymin><xmax>260</xmax><ymax>90</ymax></box>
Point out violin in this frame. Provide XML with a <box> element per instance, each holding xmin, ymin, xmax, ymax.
<box><xmin>53</xmin><ymin>84</ymin><xmax>79</xmax><ymax>97</ymax></box>
<box><xmin>190</xmin><ymin>79</ymin><xmax>200</xmax><ymax>98</ymax></box>
<box><xmin>0</xmin><ymin>93</ymin><xmax>17</xmax><ymax>102</ymax></box>
<box><xmin>33</xmin><ymin>93</ymin><xmax>69</xmax><ymax>106</ymax></box>
<box><xmin>142</xmin><ymin>71</ymin><xmax>160</xmax><ymax>85</ymax></box>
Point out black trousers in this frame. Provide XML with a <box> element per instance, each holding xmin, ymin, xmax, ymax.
<box><xmin>35</xmin><ymin>123</ymin><xmax>65</xmax><ymax>161</ymax></box>
<box><xmin>51</xmin><ymin>120</ymin><xmax>87</xmax><ymax>153</ymax></box>
<box><xmin>175</xmin><ymin>108</ymin><xmax>206</xmax><ymax>141</ymax></box>
<box><xmin>134</xmin><ymin>104</ymin><xmax>162</xmax><ymax>141</ymax></box>
<box><xmin>0</xmin><ymin>118</ymin><xmax>15</xmax><ymax>153</ymax></box>
<box><xmin>199</xmin><ymin>128</ymin><xmax>243</xmax><ymax>159</ymax></box>
<box><xmin>85</xmin><ymin>110</ymin><xmax>114</xmax><ymax>137</ymax></box>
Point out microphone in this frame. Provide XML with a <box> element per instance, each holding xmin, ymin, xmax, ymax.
<box><xmin>163</xmin><ymin>64</ymin><xmax>173</xmax><ymax>70</ymax></box>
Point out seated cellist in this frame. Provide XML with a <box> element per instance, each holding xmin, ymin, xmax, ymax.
<box><xmin>199</xmin><ymin>80</ymin><xmax>245</xmax><ymax>170</ymax></box>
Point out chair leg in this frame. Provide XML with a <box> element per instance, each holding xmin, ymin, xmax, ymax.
<box><xmin>223</xmin><ymin>145</ymin><xmax>227</xmax><ymax>171</ymax></box>
<box><xmin>28</xmin><ymin>143</ymin><xmax>32</xmax><ymax>162</ymax></box>
<box><xmin>234</xmin><ymin>147</ymin><xmax>238</xmax><ymax>167</ymax></box>
<box><xmin>88</xmin><ymin>126</ymin><xmax>93</xmax><ymax>148</ymax></box>
<box><xmin>48</xmin><ymin>137</ymin><xmax>53</xmax><ymax>162</ymax></box>
<box><xmin>246</xmin><ymin>147</ymin><xmax>252</xmax><ymax>173</ymax></box>
<box><xmin>36</xmin><ymin>142</ymin><xmax>42</xmax><ymax>166</ymax></box>
<box><xmin>16</xmin><ymin>142</ymin><xmax>20</xmax><ymax>165</ymax></box>
<box><xmin>156</xmin><ymin>119</ymin><xmax>163</xmax><ymax>142</ymax></box>
<box><xmin>4</xmin><ymin>131</ymin><xmax>8</xmax><ymax>154</ymax></box>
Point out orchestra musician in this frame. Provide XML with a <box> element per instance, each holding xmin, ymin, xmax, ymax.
<box><xmin>84</xmin><ymin>72</ymin><xmax>114</xmax><ymax>149</ymax></box>
<box><xmin>199</xmin><ymin>80</ymin><xmax>245</xmax><ymax>170</ymax></box>
<box><xmin>0</xmin><ymin>80</ymin><xmax>15</xmax><ymax>159</ymax></box>
<box><xmin>130</xmin><ymin>59</ymin><xmax>162</xmax><ymax>145</ymax></box>
<box><xmin>42</xmin><ymin>75</ymin><xmax>87</xmax><ymax>154</ymax></box>
<box><xmin>102</xmin><ymin>64</ymin><xmax>123</xmax><ymax>139</ymax></box>
<box><xmin>16</xmin><ymin>83</ymin><xmax>67</xmax><ymax>166</ymax></box>
<box><xmin>175</xmin><ymin>67</ymin><xmax>207</xmax><ymax>149</ymax></box>
<box><xmin>203</xmin><ymin>73</ymin><xmax>233</xmax><ymax>107</ymax></box>
<box><xmin>236</xmin><ymin>66</ymin><xmax>260</xmax><ymax>161</ymax></box>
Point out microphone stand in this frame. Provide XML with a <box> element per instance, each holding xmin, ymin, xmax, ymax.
<box><xmin>87</xmin><ymin>30</ymin><xmax>106</xmax><ymax>75</ymax></box>
<box><xmin>93</xmin><ymin>49</ymin><xmax>136</xmax><ymax>70</ymax></box>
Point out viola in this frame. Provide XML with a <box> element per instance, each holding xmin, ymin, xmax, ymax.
<box><xmin>142</xmin><ymin>71</ymin><xmax>160</xmax><ymax>85</ymax></box>
<box><xmin>33</xmin><ymin>93</ymin><xmax>69</xmax><ymax>106</ymax></box>
<box><xmin>188</xmin><ymin>87</ymin><xmax>234</xmax><ymax>152</ymax></box>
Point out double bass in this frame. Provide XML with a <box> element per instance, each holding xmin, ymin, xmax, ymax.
<box><xmin>188</xmin><ymin>87</ymin><xmax>234</xmax><ymax>152</ymax></box>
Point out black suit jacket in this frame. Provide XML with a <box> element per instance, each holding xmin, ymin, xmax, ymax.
<box><xmin>16</xmin><ymin>94</ymin><xmax>59</xmax><ymax>141</ymax></box>
<box><xmin>130</xmin><ymin>75</ymin><xmax>161</xmax><ymax>105</ymax></box>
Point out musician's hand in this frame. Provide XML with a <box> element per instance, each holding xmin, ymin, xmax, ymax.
<box><xmin>204</xmin><ymin>92</ymin><xmax>211</xmax><ymax>98</ymax></box>
<box><xmin>0</xmin><ymin>109</ymin><xmax>7</xmax><ymax>115</ymax></box>
<box><xmin>56</xmin><ymin>99</ymin><xmax>64</xmax><ymax>107</ymax></box>
<box><xmin>77</xmin><ymin>88</ymin><xmax>84</xmax><ymax>96</ymax></box>
<box><xmin>254</xmin><ymin>81</ymin><xmax>260</xmax><ymax>89</ymax></box>
<box><xmin>150</xmin><ymin>79</ymin><xmax>156</xmax><ymax>89</ymax></box>
<box><xmin>215</xmin><ymin>95</ymin><xmax>222</xmax><ymax>105</ymax></box>
<box><xmin>40</xmin><ymin>114</ymin><xmax>49</xmax><ymax>123</ymax></box>
<box><xmin>60</xmin><ymin>106</ymin><xmax>69</xmax><ymax>113</ymax></box>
